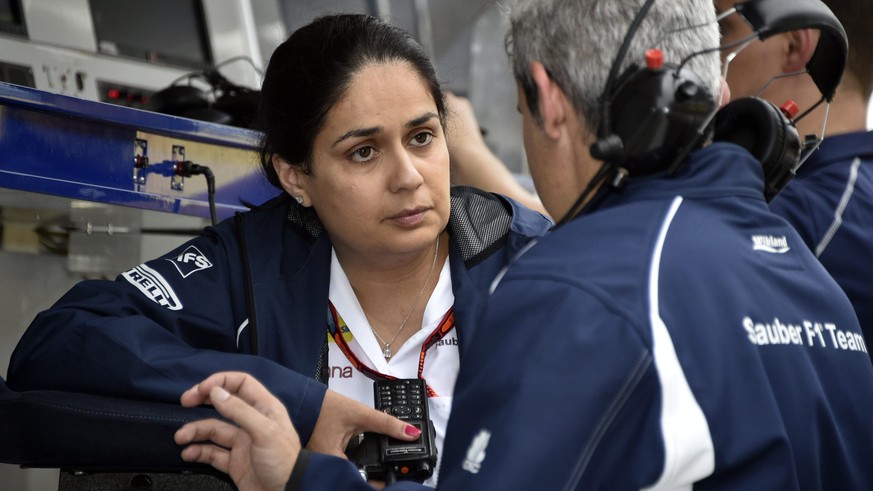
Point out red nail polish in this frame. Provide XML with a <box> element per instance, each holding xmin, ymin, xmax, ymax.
<box><xmin>405</xmin><ymin>424</ymin><xmax>421</xmax><ymax>437</ymax></box>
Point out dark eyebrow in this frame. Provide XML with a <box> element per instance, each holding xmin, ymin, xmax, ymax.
<box><xmin>332</xmin><ymin>112</ymin><xmax>438</xmax><ymax>148</ymax></box>
<box><xmin>332</xmin><ymin>126</ymin><xmax>382</xmax><ymax>148</ymax></box>
<box><xmin>407</xmin><ymin>112</ymin><xmax>438</xmax><ymax>128</ymax></box>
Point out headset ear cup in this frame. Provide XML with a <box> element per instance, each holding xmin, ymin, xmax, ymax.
<box><xmin>713</xmin><ymin>97</ymin><xmax>801</xmax><ymax>200</ymax></box>
<box><xmin>601</xmin><ymin>62</ymin><xmax>716</xmax><ymax>177</ymax></box>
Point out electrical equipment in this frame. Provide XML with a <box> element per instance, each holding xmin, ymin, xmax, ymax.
<box><xmin>0</xmin><ymin>0</ymin><xmax>26</xmax><ymax>37</ymax></box>
<box><xmin>0</xmin><ymin>0</ymin><xmax>265</xmax><ymax>104</ymax></box>
<box><xmin>0</xmin><ymin>1</ymin><xmax>278</xmax><ymax>277</ymax></box>
<box><xmin>89</xmin><ymin>0</ymin><xmax>213</xmax><ymax>69</ymax></box>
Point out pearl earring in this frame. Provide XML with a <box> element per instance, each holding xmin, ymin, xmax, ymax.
<box><xmin>294</xmin><ymin>195</ymin><xmax>304</xmax><ymax>205</ymax></box>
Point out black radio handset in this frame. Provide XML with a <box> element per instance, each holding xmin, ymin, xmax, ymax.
<box><xmin>345</xmin><ymin>379</ymin><xmax>438</xmax><ymax>484</ymax></box>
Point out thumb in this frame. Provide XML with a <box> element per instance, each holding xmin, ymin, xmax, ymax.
<box><xmin>360</xmin><ymin>407</ymin><xmax>422</xmax><ymax>442</ymax></box>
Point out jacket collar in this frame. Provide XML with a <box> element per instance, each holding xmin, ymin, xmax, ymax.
<box><xmin>796</xmin><ymin>130</ymin><xmax>873</xmax><ymax>176</ymax></box>
<box><xmin>588</xmin><ymin>142</ymin><xmax>767</xmax><ymax>215</ymax></box>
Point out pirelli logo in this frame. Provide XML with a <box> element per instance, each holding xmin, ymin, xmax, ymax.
<box><xmin>122</xmin><ymin>264</ymin><xmax>183</xmax><ymax>311</ymax></box>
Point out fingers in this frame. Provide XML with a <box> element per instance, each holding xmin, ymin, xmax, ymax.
<box><xmin>180</xmin><ymin>383</ymin><xmax>209</xmax><ymax>408</ymax></box>
<box><xmin>205</xmin><ymin>384</ymin><xmax>292</xmax><ymax>446</ymax></box>
<box><xmin>362</xmin><ymin>407</ymin><xmax>422</xmax><ymax>442</ymax></box>
<box><xmin>179</xmin><ymin>443</ymin><xmax>232</xmax><ymax>474</ymax></box>
<box><xmin>175</xmin><ymin>418</ymin><xmax>241</xmax><ymax>449</ymax></box>
<box><xmin>180</xmin><ymin>372</ymin><xmax>297</xmax><ymax>445</ymax></box>
<box><xmin>309</xmin><ymin>391</ymin><xmax>410</xmax><ymax>457</ymax></box>
<box><xmin>180</xmin><ymin>372</ymin><xmax>296</xmax><ymax>446</ymax></box>
<box><xmin>178</xmin><ymin>372</ymin><xmax>301</xmax><ymax>489</ymax></box>
<box><xmin>181</xmin><ymin>372</ymin><xmax>289</xmax><ymax>422</ymax></box>
<box><xmin>175</xmin><ymin>418</ymin><xmax>243</xmax><ymax>475</ymax></box>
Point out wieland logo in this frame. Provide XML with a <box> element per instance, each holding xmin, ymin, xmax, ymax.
<box><xmin>168</xmin><ymin>245</ymin><xmax>213</xmax><ymax>278</ymax></box>
<box><xmin>751</xmin><ymin>234</ymin><xmax>790</xmax><ymax>254</ymax></box>
<box><xmin>122</xmin><ymin>264</ymin><xmax>182</xmax><ymax>310</ymax></box>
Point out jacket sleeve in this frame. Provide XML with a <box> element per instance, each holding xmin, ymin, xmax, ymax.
<box><xmin>434</xmin><ymin>276</ymin><xmax>657</xmax><ymax>490</ymax></box>
<box><xmin>286</xmin><ymin>452</ymin><xmax>428</xmax><ymax>491</ymax></box>
<box><xmin>500</xmin><ymin>192</ymin><xmax>554</xmax><ymax>242</ymax></box>
<box><xmin>6</xmin><ymin>223</ymin><xmax>327</xmax><ymax>443</ymax></box>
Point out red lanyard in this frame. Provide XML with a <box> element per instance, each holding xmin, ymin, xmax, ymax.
<box><xmin>327</xmin><ymin>302</ymin><xmax>455</xmax><ymax>397</ymax></box>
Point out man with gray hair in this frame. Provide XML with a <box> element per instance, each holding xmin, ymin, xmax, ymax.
<box><xmin>173</xmin><ymin>1</ymin><xmax>873</xmax><ymax>489</ymax></box>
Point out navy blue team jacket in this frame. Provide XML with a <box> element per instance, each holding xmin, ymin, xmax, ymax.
<box><xmin>770</xmin><ymin>130</ymin><xmax>873</xmax><ymax>361</ymax></box>
<box><xmin>290</xmin><ymin>143</ymin><xmax>873</xmax><ymax>490</ymax></box>
<box><xmin>6</xmin><ymin>186</ymin><xmax>551</xmax><ymax>444</ymax></box>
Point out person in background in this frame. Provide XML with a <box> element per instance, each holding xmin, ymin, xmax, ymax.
<box><xmin>175</xmin><ymin>0</ymin><xmax>873</xmax><ymax>489</ymax></box>
<box><xmin>451</xmin><ymin>0</ymin><xmax>873</xmax><ymax>358</ymax></box>
<box><xmin>717</xmin><ymin>0</ymin><xmax>873</xmax><ymax>361</ymax></box>
<box><xmin>444</xmin><ymin>92</ymin><xmax>549</xmax><ymax>216</ymax></box>
<box><xmin>6</xmin><ymin>14</ymin><xmax>551</xmax><ymax>486</ymax></box>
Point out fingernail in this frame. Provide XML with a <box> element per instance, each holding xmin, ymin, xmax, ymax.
<box><xmin>212</xmin><ymin>386</ymin><xmax>230</xmax><ymax>402</ymax></box>
<box><xmin>405</xmin><ymin>424</ymin><xmax>421</xmax><ymax>437</ymax></box>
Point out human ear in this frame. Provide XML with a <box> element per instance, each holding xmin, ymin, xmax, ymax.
<box><xmin>272</xmin><ymin>156</ymin><xmax>310</xmax><ymax>206</ymax></box>
<box><xmin>783</xmin><ymin>29</ymin><xmax>818</xmax><ymax>73</ymax></box>
<box><xmin>529</xmin><ymin>61</ymin><xmax>567</xmax><ymax>140</ymax></box>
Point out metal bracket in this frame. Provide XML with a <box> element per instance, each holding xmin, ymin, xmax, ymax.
<box><xmin>133</xmin><ymin>138</ymin><xmax>149</xmax><ymax>187</ymax></box>
<box><xmin>171</xmin><ymin>145</ymin><xmax>186</xmax><ymax>191</ymax></box>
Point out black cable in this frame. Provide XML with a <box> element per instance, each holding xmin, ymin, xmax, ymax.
<box><xmin>169</xmin><ymin>56</ymin><xmax>262</xmax><ymax>90</ymax></box>
<box><xmin>561</xmin><ymin>0</ymin><xmax>657</xmax><ymax>228</ymax></box>
<box><xmin>553</xmin><ymin>162</ymin><xmax>615</xmax><ymax>228</ymax></box>
<box><xmin>203</xmin><ymin>167</ymin><xmax>218</xmax><ymax>226</ymax></box>
<box><xmin>598</xmin><ymin>0</ymin><xmax>658</xmax><ymax>140</ymax></box>
<box><xmin>213</xmin><ymin>55</ymin><xmax>264</xmax><ymax>78</ymax></box>
<box><xmin>178</xmin><ymin>161</ymin><xmax>218</xmax><ymax>226</ymax></box>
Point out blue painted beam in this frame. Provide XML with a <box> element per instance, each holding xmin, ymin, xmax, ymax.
<box><xmin>0</xmin><ymin>81</ymin><xmax>279</xmax><ymax>220</ymax></box>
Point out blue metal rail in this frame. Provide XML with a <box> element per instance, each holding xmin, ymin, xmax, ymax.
<box><xmin>0</xmin><ymin>81</ymin><xmax>278</xmax><ymax>220</ymax></box>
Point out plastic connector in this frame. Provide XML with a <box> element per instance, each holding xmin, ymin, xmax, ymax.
<box><xmin>175</xmin><ymin>161</ymin><xmax>218</xmax><ymax>226</ymax></box>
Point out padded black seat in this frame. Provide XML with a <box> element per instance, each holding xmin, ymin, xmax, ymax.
<box><xmin>0</xmin><ymin>376</ymin><xmax>235</xmax><ymax>489</ymax></box>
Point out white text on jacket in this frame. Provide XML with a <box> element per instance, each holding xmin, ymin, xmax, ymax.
<box><xmin>743</xmin><ymin>316</ymin><xmax>867</xmax><ymax>353</ymax></box>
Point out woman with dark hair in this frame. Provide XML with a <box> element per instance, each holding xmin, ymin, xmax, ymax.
<box><xmin>6</xmin><ymin>13</ymin><xmax>551</xmax><ymax>485</ymax></box>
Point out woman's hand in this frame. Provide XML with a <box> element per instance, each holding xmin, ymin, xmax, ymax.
<box><xmin>175</xmin><ymin>372</ymin><xmax>300</xmax><ymax>491</ymax></box>
<box><xmin>307</xmin><ymin>389</ymin><xmax>422</xmax><ymax>457</ymax></box>
<box><xmin>176</xmin><ymin>373</ymin><xmax>420</xmax><ymax>490</ymax></box>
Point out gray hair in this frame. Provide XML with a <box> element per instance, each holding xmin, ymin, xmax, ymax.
<box><xmin>506</xmin><ymin>0</ymin><xmax>721</xmax><ymax>134</ymax></box>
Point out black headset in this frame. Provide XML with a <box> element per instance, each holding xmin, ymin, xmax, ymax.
<box><xmin>713</xmin><ymin>96</ymin><xmax>801</xmax><ymax>201</ymax></box>
<box><xmin>557</xmin><ymin>0</ymin><xmax>848</xmax><ymax>226</ymax></box>
<box><xmin>591</xmin><ymin>49</ymin><xmax>717</xmax><ymax>180</ymax></box>
<box><xmin>712</xmin><ymin>0</ymin><xmax>847</xmax><ymax>201</ymax></box>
